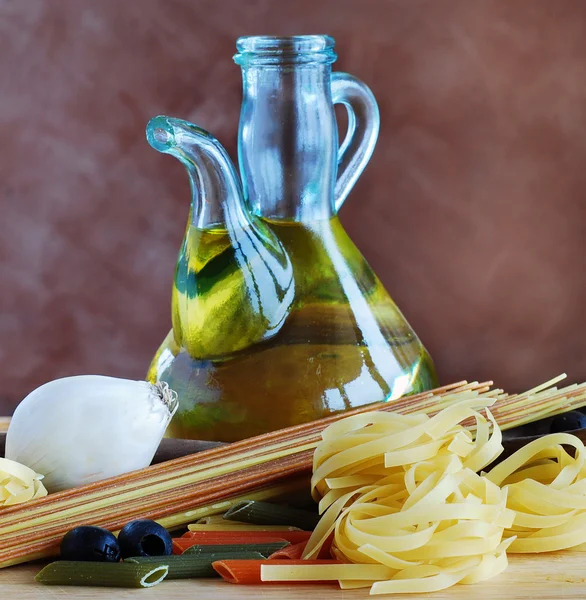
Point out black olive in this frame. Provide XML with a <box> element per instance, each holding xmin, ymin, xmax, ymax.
<box><xmin>549</xmin><ymin>411</ymin><xmax>586</xmax><ymax>433</ymax></box>
<box><xmin>60</xmin><ymin>525</ymin><xmax>120</xmax><ymax>562</ymax></box>
<box><xmin>117</xmin><ymin>519</ymin><xmax>173</xmax><ymax>558</ymax></box>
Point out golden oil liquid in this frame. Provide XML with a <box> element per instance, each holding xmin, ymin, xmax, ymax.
<box><xmin>148</xmin><ymin>216</ymin><xmax>437</xmax><ymax>441</ymax></box>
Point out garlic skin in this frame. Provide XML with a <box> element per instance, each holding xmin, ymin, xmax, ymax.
<box><xmin>5</xmin><ymin>376</ymin><xmax>178</xmax><ymax>493</ymax></box>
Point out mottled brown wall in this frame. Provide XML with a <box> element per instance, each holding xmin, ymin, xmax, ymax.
<box><xmin>1</xmin><ymin>0</ymin><xmax>585</xmax><ymax>413</ymax></box>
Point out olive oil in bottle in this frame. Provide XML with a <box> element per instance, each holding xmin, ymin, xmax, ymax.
<box><xmin>148</xmin><ymin>215</ymin><xmax>436</xmax><ymax>442</ymax></box>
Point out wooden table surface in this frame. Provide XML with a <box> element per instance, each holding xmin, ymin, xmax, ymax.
<box><xmin>2</xmin><ymin>552</ymin><xmax>585</xmax><ymax>599</ymax></box>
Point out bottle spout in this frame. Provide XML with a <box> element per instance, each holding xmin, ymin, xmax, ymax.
<box><xmin>146</xmin><ymin>116</ymin><xmax>246</xmax><ymax>229</ymax></box>
<box><xmin>146</xmin><ymin>115</ymin><xmax>296</xmax><ymax>358</ymax></box>
<box><xmin>147</xmin><ymin>115</ymin><xmax>216</xmax><ymax>154</ymax></box>
<box><xmin>146</xmin><ymin>116</ymin><xmax>178</xmax><ymax>151</ymax></box>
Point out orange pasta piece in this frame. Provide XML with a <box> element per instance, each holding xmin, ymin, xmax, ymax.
<box><xmin>319</xmin><ymin>533</ymin><xmax>334</xmax><ymax>559</ymax></box>
<box><xmin>268</xmin><ymin>541</ymin><xmax>307</xmax><ymax>560</ymax></box>
<box><xmin>173</xmin><ymin>531</ymin><xmax>312</xmax><ymax>554</ymax></box>
<box><xmin>267</xmin><ymin>534</ymin><xmax>334</xmax><ymax>560</ymax></box>
<box><xmin>213</xmin><ymin>559</ymin><xmax>343</xmax><ymax>584</ymax></box>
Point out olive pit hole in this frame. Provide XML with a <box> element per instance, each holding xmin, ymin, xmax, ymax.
<box><xmin>140</xmin><ymin>534</ymin><xmax>166</xmax><ymax>556</ymax></box>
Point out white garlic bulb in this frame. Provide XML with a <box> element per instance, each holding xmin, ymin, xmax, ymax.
<box><xmin>6</xmin><ymin>375</ymin><xmax>177</xmax><ymax>492</ymax></box>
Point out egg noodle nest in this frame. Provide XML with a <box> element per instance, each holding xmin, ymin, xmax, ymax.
<box><xmin>300</xmin><ymin>398</ymin><xmax>586</xmax><ymax>594</ymax></box>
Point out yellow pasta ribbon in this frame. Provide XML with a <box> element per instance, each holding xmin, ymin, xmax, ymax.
<box><xmin>0</xmin><ymin>457</ymin><xmax>47</xmax><ymax>506</ymax></box>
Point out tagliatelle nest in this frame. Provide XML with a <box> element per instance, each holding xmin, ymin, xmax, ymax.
<box><xmin>0</xmin><ymin>458</ymin><xmax>47</xmax><ymax>506</ymax></box>
<box><xmin>295</xmin><ymin>397</ymin><xmax>586</xmax><ymax>594</ymax></box>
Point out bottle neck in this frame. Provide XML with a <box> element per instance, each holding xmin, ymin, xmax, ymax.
<box><xmin>237</xmin><ymin>62</ymin><xmax>338</xmax><ymax>222</ymax></box>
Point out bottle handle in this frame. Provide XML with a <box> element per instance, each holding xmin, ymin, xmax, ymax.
<box><xmin>331</xmin><ymin>72</ymin><xmax>380</xmax><ymax>211</ymax></box>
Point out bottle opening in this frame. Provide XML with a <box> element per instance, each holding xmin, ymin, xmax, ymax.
<box><xmin>234</xmin><ymin>35</ymin><xmax>337</xmax><ymax>66</ymax></box>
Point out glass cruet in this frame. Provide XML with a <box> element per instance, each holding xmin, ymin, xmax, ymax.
<box><xmin>146</xmin><ymin>35</ymin><xmax>438</xmax><ymax>442</ymax></box>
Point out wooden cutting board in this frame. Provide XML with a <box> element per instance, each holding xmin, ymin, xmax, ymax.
<box><xmin>2</xmin><ymin>552</ymin><xmax>586</xmax><ymax>599</ymax></box>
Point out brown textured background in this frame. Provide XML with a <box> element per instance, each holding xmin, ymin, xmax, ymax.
<box><xmin>1</xmin><ymin>0</ymin><xmax>585</xmax><ymax>414</ymax></box>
